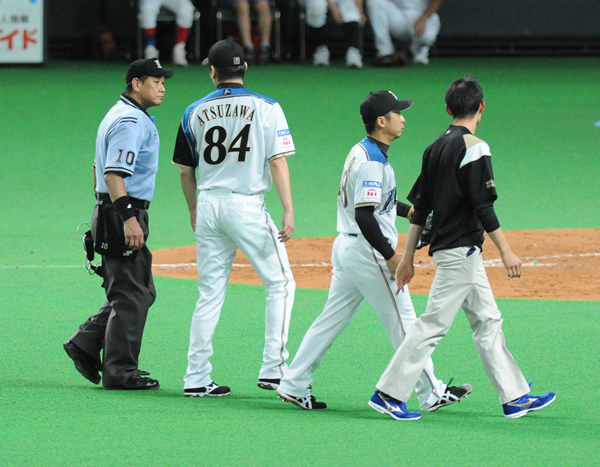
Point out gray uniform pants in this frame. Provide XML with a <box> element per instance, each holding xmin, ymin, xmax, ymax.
<box><xmin>377</xmin><ymin>246</ymin><xmax>529</xmax><ymax>405</ymax></box>
<box><xmin>71</xmin><ymin>208</ymin><xmax>156</xmax><ymax>387</ymax></box>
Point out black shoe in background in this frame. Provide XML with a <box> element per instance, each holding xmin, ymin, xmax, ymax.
<box><xmin>243</xmin><ymin>46</ymin><xmax>255</xmax><ymax>66</ymax></box>
<box><xmin>257</xmin><ymin>44</ymin><xmax>270</xmax><ymax>65</ymax></box>
<box><xmin>372</xmin><ymin>51</ymin><xmax>408</xmax><ymax>67</ymax></box>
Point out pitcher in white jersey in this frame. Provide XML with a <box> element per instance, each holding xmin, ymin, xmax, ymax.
<box><xmin>276</xmin><ymin>90</ymin><xmax>472</xmax><ymax>413</ymax></box>
<box><xmin>173</xmin><ymin>40</ymin><xmax>296</xmax><ymax>397</ymax></box>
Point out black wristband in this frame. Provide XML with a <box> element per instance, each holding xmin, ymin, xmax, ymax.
<box><xmin>113</xmin><ymin>196</ymin><xmax>136</xmax><ymax>221</ymax></box>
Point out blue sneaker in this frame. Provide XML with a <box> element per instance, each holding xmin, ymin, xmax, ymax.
<box><xmin>503</xmin><ymin>391</ymin><xmax>556</xmax><ymax>418</ymax></box>
<box><xmin>368</xmin><ymin>390</ymin><xmax>422</xmax><ymax>421</ymax></box>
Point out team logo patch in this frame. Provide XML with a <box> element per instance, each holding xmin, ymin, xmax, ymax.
<box><xmin>283</xmin><ymin>137</ymin><xmax>292</xmax><ymax>147</ymax></box>
<box><xmin>233</xmin><ymin>56</ymin><xmax>241</xmax><ymax>65</ymax></box>
<box><xmin>363</xmin><ymin>181</ymin><xmax>382</xmax><ymax>188</ymax></box>
<box><xmin>486</xmin><ymin>179</ymin><xmax>496</xmax><ymax>189</ymax></box>
<box><xmin>277</xmin><ymin>129</ymin><xmax>291</xmax><ymax>137</ymax></box>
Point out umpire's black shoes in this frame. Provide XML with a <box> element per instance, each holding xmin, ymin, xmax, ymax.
<box><xmin>104</xmin><ymin>375</ymin><xmax>160</xmax><ymax>390</ymax></box>
<box><xmin>184</xmin><ymin>382</ymin><xmax>231</xmax><ymax>397</ymax></box>
<box><xmin>257</xmin><ymin>378</ymin><xmax>280</xmax><ymax>390</ymax></box>
<box><xmin>63</xmin><ymin>340</ymin><xmax>101</xmax><ymax>385</ymax></box>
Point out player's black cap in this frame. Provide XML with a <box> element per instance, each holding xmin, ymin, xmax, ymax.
<box><xmin>202</xmin><ymin>39</ymin><xmax>245</xmax><ymax>67</ymax></box>
<box><xmin>360</xmin><ymin>90</ymin><xmax>413</xmax><ymax>123</ymax></box>
<box><xmin>126</xmin><ymin>58</ymin><xmax>174</xmax><ymax>84</ymax></box>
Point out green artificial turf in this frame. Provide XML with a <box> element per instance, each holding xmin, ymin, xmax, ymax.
<box><xmin>1</xmin><ymin>58</ymin><xmax>599</xmax><ymax>465</ymax></box>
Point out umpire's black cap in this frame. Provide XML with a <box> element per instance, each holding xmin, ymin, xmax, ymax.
<box><xmin>126</xmin><ymin>58</ymin><xmax>174</xmax><ymax>84</ymax></box>
<box><xmin>360</xmin><ymin>90</ymin><xmax>413</xmax><ymax>123</ymax></box>
<box><xmin>202</xmin><ymin>40</ymin><xmax>245</xmax><ymax>67</ymax></box>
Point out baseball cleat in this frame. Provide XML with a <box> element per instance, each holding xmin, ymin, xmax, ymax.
<box><xmin>313</xmin><ymin>45</ymin><xmax>330</xmax><ymax>67</ymax></box>
<box><xmin>368</xmin><ymin>390</ymin><xmax>421</xmax><ymax>420</ymax></box>
<box><xmin>257</xmin><ymin>378</ymin><xmax>280</xmax><ymax>390</ymax></box>
<box><xmin>63</xmin><ymin>340</ymin><xmax>101</xmax><ymax>385</ymax></box>
<box><xmin>345</xmin><ymin>47</ymin><xmax>363</xmax><ymax>69</ymax></box>
<box><xmin>144</xmin><ymin>44</ymin><xmax>159</xmax><ymax>60</ymax></box>
<box><xmin>276</xmin><ymin>388</ymin><xmax>327</xmax><ymax>410</ymax></box>
<box><xmin>184</xmin><ymin>382</ymin><xmax>231</xmax><ymax>397</ymax></box>
<box><xmin>503</xmin><ymin>391</ymin><xmax>556</xmax><ymax>418</ymax></box>
<box><xmin>422</xmin><ymin>377</ymin><xmax>473</xmax><ymax>412</ymax></box>
<box><xmin>172</xmin><ymin>42</ymin><xmax>188</xmax><ymax>67</ymax></box>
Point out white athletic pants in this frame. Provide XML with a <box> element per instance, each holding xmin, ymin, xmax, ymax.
<box><xmin>366</xmin><ymin>0</ymin><xmax>440</xmax><ymax>57</ymax></box>
<box><xmin>304</xmin><ymin>0</ymin><xmax>361</xmax><ymax>28</ymax></box>
<box><xmin>184</xmin><ymin>189</ymin><xmax>296</xmax><ymax>389</ymax></box>
<box><xmin>279</xmin><ymin>233</ymin><xmax>445</xmax><ymax>410</ymax></box>
<box><xmin>377</xmin><ymin>246</ymin><xmax>530</xmax><ymax>405</ymax></box>
<box><xmin>139</xmin><ymin>0</ymin><xmax>194</xmax><ymax>29</ymax></box>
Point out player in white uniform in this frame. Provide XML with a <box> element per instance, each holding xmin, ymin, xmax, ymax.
<box><xmin>305</xmin><ymin>0</ymin><xmax>365</xmax><ymax>68</ymax></box>
<box><xmin>140</xmin><ymin>0</ymin><xmax>195</xmax><ymax>66</ymax></box>
<box><xmin>367</xmin><ymin>0</ymin><xmax>441</xmax><ymax>65</ymax></box>
<box><xmin>173</xmin><ymin>40</ymin><xmax>296</xmax><ymax>397</ymax></box>
<box><xmin>276</xmin><ymin>91</ymin><xmax>471</xmax><ymax>413</ymax></box>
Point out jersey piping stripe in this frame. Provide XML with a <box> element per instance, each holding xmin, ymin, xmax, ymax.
<box><xmin>262</xmin><ymin>200</ymin><xmax>293</xmax><ymax>377</ymax></box>
<box><xmin>104</xmin><ymin>166</ymin><xmax>133</xmax><ymax>176</ymax></box>
<box><xmin>369</xmin><ymin>246</ymin><xmax>438</xmax><ymax>396</ymax></box>
<box><xmin>268</xmin><ymin>151</ymin><xmax>296</xmax><ymax>161</ymax></box>
<box><xmin>370</xmin><ymin>245</ymin><xmax>406</xmax><ymax>337</ymax></box>
<box><xmin>105</xmin><ymin>117</ymin><xmax>138</xmax><ymax>143</ymax></box>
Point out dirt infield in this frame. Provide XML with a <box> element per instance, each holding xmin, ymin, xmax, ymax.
<box><xmin>152</xmin><ymin>229</ymin><xmax>600</xmax><ymax>301</ymax></box>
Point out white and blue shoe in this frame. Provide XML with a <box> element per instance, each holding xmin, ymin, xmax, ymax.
<box><xmin>503</xmin><ymin>385</ymin><xmax>556</xmax><ymax>419</ymax></box>
<box><xmin>368</xmin><ymin>390</ymin><xmax>422</xmax><ymax>421</ymax></box>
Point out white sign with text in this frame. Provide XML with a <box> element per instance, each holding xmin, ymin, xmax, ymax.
<box><xmin>0</xmin><ymin>0</ymin><xmax>44</xmax><ymax>64</ymax></box>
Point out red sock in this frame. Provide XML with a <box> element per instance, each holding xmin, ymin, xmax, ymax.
<box><xmin>176</xmin><ymin>27</ymin><xmax>191</xmax><ymax>45</ymax></box>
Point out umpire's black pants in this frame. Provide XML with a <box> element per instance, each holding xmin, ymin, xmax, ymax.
<box><xmin>70</xmin><ymin>210</ymin><xmax>156</xmax><ymax>387</ymax></box>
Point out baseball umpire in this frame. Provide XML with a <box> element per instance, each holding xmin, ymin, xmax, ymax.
<box><xmin>173</xmin><ymin>40</ymin><xmax>296</xmax><ymax>397</ymax></box>
<box><xmin>276</xmin><ymin>91</ymin><xmax>471</xmax><ymax>414</ymax></box>
<box><xmin>372</xmin><ymin>77</ymin><xmax>556</xmax><ymax>419</ymax></box>
<box><xmin>63</xmin><ymin>59</ymin><xmax>173</xmax><ymax>390</ymax></box>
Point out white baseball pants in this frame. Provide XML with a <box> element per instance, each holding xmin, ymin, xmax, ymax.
<box><xmin>184</xmin><ymin>189</ymin><xmax>295</xmax><ymax>389</ymax></box>
<box><xmin>279</xmin><ymin>233</ymin><xmax>445</xmax><ymax>410</ymax></box>
<box><xmin>139</xmin><ymin>0</ymin><xmax>195</xmax><ymax>29</ymax></box>
<box><xmin>304</xmin><ymin>0</ymin><xmax>361</xmax><ymax>28</ymax></box>
<box><xmin>366</xmin><ymin>0</ymin><xmax>440</xmax><ymax>57</ymax></box>
<box><xmin>377</xmin><ymin>246</ymin><xmax>530</xmax><ymax>405</ymax></box>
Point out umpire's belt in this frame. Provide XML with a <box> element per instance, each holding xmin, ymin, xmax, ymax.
<box><xmin>96</xmin><ymin>193</ymin><xmax>151</xmax><ymax>210</ymax></box>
